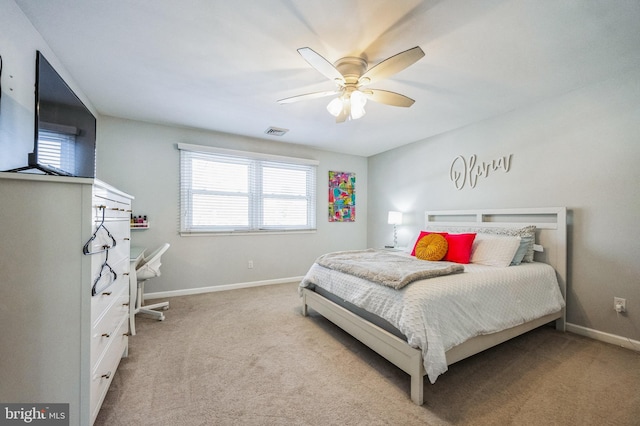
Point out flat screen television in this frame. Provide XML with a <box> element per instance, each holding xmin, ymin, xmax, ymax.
<box><xmin>10</xmin><ymin>51</ymin><xmax>96</xmax><ymax>177</ymax></box>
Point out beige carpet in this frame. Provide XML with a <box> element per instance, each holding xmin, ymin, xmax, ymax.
<box><xmin>95</xmin><ymin>282</ymin><xmax>640</xmax><ymax>425</ymax></box>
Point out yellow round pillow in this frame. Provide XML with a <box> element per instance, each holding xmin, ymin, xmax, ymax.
<box><xmin>415</xmin><ymin>233</ymin><xmax>448</xmax><ymax>261</ymax></box>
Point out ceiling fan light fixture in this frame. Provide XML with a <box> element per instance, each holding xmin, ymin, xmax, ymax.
<box><xmin>326</xmin><ymin>97</ymin><xmax>344</xmax><ymax>117</ymax></box>
<box><xmin>350</xmin><ymin>91</ymin><xmax>367</xmax><ymax>119</ymax></box>
<box><xmin>327</xmin><ymin>91</ymin><xmax>366</xmax><ymax>121</ymax></box>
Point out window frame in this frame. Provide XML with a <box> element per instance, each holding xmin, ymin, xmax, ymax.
<box><xmin>178</xmin><ymin>143</ymin><xmax>318</xmax><ymax>235</ymax></box>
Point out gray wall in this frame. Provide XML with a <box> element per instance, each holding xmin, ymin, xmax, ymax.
<box><xmin>368</xmin><ymin>65</ymin><xmax>640</xmax><ymax>341</ymax></box>
<box><xmin>96</xmin><ymin>116</ymin><xmax>368</xmax><ymax>293</ymax></box>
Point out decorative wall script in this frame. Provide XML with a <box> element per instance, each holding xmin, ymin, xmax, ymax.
<box><xmin>450</xmin><ymin>154</ymin><xmax>513</xmax><ymax>190</ymax></box>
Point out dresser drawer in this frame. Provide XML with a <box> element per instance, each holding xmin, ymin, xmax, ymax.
<box><xmin>87</xmin><ymin>222</ymin><xmax>130</xmax><ymax>265</ymax></box>
<box><xmin>91</xmin><ymin>296</ymin><xmax>129</xmax><ymax>367</ymax></box>
<box><xmin>90</xmin><ymin>315</ymin><xmax>128</xmax><ymax>424</ymax></box>
<box><xmin>93</xmin><ymin>191</ymin><xmax>132</xmax><ymax>220</ymax></box>
<box><xmin>86</xmin><ymin>219</ymin><xmax>130</xmax><ymax>256</ymax></box>
<box><xmin>91</xmin><ymin>271</ymin><xmax>128</xmax><ymax>325</ymax></box>
<box><xmin>93</xmin><ymin>203</ymin><xmax>131</xmax><ymax>220</ymax></box>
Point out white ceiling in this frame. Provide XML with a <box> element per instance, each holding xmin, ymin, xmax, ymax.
<box><xmin>14</xmin><ymin>0</ymin><xmax>640</xmax><ymax>157</ymax></box>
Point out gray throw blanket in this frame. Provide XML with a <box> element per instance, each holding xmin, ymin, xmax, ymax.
<box><xmin>315</xmin><ymin>249</ymin><xmax>464</xmax><ymax>290</ymax></box>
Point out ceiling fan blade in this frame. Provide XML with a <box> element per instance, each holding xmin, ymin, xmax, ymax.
<box><xmin>364</xmin><ymin>89</ymin><xmax>415</xmax><ymax>107</ymax></box>
<box><xmin>277</xmin><ymin>90</ymin><xmax>339</xmax><ymax>104</ymax></box>
<box><xmin>358</xmin><ymin>46</ymin><xmax>425</xmax><ymax>86</ymax></box>
<box><xmin>297</xmin><ymin>47</ymin><xmax>345</xmax><ymax>85</ymax></box>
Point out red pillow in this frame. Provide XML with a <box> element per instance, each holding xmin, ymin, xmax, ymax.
<box><xmin>443</xmin><ymin>233</ymin><xmax>477</xmax><ymax>264</ymax></box>
<box><xmin>411</xmin><ymin>231</ymin><xmax>448</xmax><ymax>256</ymax></box>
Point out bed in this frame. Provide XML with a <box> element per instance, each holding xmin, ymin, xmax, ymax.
<box><xmin>299</xmin><ymin>207</ymin><xmax>567</xmax><ymax>405</ymax></box>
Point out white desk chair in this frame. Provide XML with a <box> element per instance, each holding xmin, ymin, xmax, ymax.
<box><xmin>135</xmin><ymin>243</ymin><xmax>170</xmax><ymax>321</ymax></box>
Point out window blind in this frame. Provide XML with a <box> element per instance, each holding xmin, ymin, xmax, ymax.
<box><xmin>179</xmin><ymin>143</ymin><xmax>317</xmax><ymax>234</ymax></box>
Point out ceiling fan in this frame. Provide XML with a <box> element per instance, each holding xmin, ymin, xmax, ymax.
<box><xmin>278</xmin><ymin>46</ymin><xmax>425</xmax><ymax>123</ymax></box>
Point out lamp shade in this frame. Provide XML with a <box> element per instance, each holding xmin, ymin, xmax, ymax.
<box><xmin>326</xmin><ymin>97</ymin><xmax>344</xmax><ymax>117</ymax></box>
<box><xmin>387</xmin><ymin>211</ymin><xmax>402</xmax><ymax>225</ymax></box>
<box><xmin>350</xmin><ymin>91</ymin><xmax>367</xmax><ymax>119</ymax></box>
<box><xmin>326</xmin><ymin>92</ymin><xmax>367</xmax><ymax>120</ymax></box>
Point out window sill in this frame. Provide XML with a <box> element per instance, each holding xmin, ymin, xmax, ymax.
<box><xmin>180</xmin><ymin>229</ymin><xmax>317</xmax><ymax>237</ymax></box>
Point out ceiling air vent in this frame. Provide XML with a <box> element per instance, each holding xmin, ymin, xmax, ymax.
<box><xmin>264</xmin><ymin>126</ymin><xmax>289</xmax><ymax>137</ymax></box>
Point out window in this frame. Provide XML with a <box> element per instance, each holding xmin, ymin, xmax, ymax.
<box><xmin>179</xmin><ymin>143</ymin><xmax>317</xmax><ymax>234</ymax></box>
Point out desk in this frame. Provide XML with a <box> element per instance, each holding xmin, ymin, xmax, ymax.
<box><xmin>129</xmin><ymin>246</ymin><xmax>146</xmax><ymax>335</ymax></box>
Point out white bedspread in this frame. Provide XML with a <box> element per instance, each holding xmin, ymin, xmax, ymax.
<box><xmin>300</xmin><ymin>254</ymin><xmax>565</xmax><ymax>383</ymax></box>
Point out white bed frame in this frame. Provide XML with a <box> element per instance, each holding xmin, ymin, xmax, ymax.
<box><xmin>301</xmin><ymin>207</ymin><xmax>567</xmax><ymax>405</ymax></box>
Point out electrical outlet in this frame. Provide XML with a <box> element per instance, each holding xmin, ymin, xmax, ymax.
<box><xmin>614</xmin><ymin>297</ymin><xmax>626</xmax><ymax>313</ymax></box>
<box><xmin>248</xmin><ymin>260</ymin><xmax>254</xmax><ymax>269</ymax></box>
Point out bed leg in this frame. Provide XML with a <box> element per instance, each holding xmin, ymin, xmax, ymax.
<box><xmin>409</xmin><ymin>350</ymin><xmax>424</xmax><ymax>405</ymax></box>
<box><xmin>301</xmin><ymin>292</ymin><xmax>308</xmax><ymax>317</ymax></box>
<box><xmin>410</xmin><ymin>373</ymin><xmax>424</xmax><ymax>405</ymax></box>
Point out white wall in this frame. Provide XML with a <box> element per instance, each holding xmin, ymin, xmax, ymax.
<box><xmin>0</xmin><ymin>0</ymin><xmax>97</xmax><ymax>171</ymax></box>
<box><xmin>96</xmin><ymin>116</ymin><xmax>368</xmax><ymax>294</ymax></box>
<box><xmin>368</xmin><ymin>65</ymin><xmax>640</xmax><ymax>342</ymax></box>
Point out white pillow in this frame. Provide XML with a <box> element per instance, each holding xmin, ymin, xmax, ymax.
<box><xmin>470</xmin><ymin>234</ymin><xmax>521</xmax><ymax>267</ymax></box>
<box><xmin>425</xmin><ymin>225</ymin><xmax>536</xmax><ymax>262</ymax></box>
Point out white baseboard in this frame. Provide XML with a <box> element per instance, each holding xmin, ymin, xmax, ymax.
<box><xmin>566</xmin><ymin>322</ymin><xmax>640</xmax><ymax>352</ymax></box>
<box><xmin>143</xmin><ymin>276</ymin><xmax>304</xmax><ymax>300</ymax></box>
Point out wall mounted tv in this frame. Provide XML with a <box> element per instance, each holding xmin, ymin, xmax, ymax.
<box><xmin>9</xmin><ymin>51</ymin><xmax>96</xmax><ymax>177</ymax></box>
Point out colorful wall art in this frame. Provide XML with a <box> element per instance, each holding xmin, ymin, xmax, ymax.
<box><xmin>328</xmin><ymin>171</ymin><xmax>356</xmax><ymax>222</ymax></box>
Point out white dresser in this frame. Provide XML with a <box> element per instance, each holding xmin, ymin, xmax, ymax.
<box><xmin>0</xmin><ymin>173</ymin><xmax>133</xmax><ymax>425</ymax></box>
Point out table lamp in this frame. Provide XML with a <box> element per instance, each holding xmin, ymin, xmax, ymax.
<box><xmin>387</xmin><ymin>211</ymin><xmax>402</xmax><ymax>247</ymax></box>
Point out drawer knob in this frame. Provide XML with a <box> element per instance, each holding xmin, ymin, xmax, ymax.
<box><xmin>123</xmin><ymin>272</ymin><xmax>130</xmax><ymax>276</ymax></box>
<box><xmin>122</xmin><ymin>302</ymin><xmax>129</xmax><ymax>307</ymax></box>
<box><xmin>101</xmin><ymin>333</ymin><xmax>111</xmax><ymax>338</ymax></box>
<box><xmin>102</xmin><ymin>291</ymin><xmax>112</xmax><ymax>296</ymax></box>
<box><xmin>101</xmin><ymin>372</ymin><xmax>112</xmax><ymax>379</ymax></box>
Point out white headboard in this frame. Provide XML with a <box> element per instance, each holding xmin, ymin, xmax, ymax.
<box><xmin>424</xmin><ymin>207</ymin><xmax>567</xmax><ymax>310</ymax></box>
